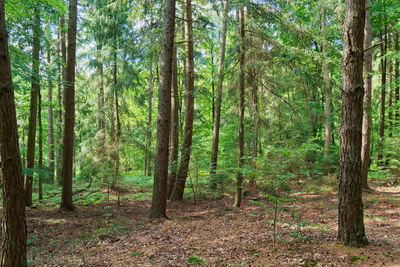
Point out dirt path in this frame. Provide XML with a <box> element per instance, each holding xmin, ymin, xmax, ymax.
<box><xmin>11</xmin><ymin>186</ymin><xmax>400</xmax><ymax>266</ymax></box>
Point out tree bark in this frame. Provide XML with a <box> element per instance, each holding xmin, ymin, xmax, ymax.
<box><xmin>61</xmin><ymin>0</ymin><xmax>78</xmax><ymax>211</ymax></box>
<box><xmin>47</xmin><ymin>43</ymin><xmax>55</xmax><ymax>184</ymax></box>
<box><xmin>234</xmin><ymin>5</ymin><xmax>245</xmax><ymax>208</ymax></box>
<box><xmin>337</xmin><ymin>0</ymin><xmax>367</xmax><ymax>247</ymax></box>
<box><xmin>322</xmin><ymin>4</ymin><xmax>332</xmax><ymax>159</ymax></box>
<box><xmin>378</xmin><ymin>28</ymin><xmax>387</xmax><ymax>166</ymax></box>
<box><xmin>170</xmin><ymin>0</ymin><xmax>195</xmax><ymax>202</ymax></box>
<box><xmin>0</xmin><ymin>1</ymin><xmax>28</xmax><ymax>263</ymax></box>
<box><xmin>210</xmin><ymin>0</ymin><xmax>230</xmax><ymax>188</ymax></box>
<box><xmin>361</xmin><ymin>0</ymin><xmax>372</xmax><ymax>189</ymax></box>
<box><xmin>395</xmin><ymin>30</ymin><xmax>399</xmax><ymax>128</ymax></box>
<box><xmin>167</xmin><ymin>46</ymin><xmax>179</xmax><ymax>199</ymax></box>
<box><xmin>25</xmin><ymin>4</ymin><xmax>41</xmax><ymax>207</ymax></box>
<box><xmin>38</xmin><ymin>84</ymin><xmax>43</xmax><ymax>200</ymax></box>
<box><xmin>387</xmin><ymin>32</ymin><xmax>393</xmax><ymax>139</ymax></box>
<box><xmin>149</xmin><ymin>0</ymin><xmax>175</xmax><ymax>218</ymax></box>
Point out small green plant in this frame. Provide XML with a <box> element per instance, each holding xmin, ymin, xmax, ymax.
<box><xmin>129</xmin><ymin>251</ymin><xmax>144</xmax><ymax>257</ymax></box>
<box><xmin>187</xmin><ymin>256</ymin><xmax>206</xmax><ymax>265</ymax></box>
<box><xmin>350</xmin><ymin>255</ymin><xmax>367</xmax><ymax>263</ymax></box>
<box><xmin>27</xmin><ymin>235</ymin><xmax>38</xmax><ymax>246</ymax></box>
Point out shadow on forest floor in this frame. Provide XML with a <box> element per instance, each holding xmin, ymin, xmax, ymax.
<box><xmin>2</xmin><ymin>180</ymin><xmax>400</xmax><ymax>266</ymax></box>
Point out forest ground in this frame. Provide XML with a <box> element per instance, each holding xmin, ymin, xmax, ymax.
<box><xmin>4</xmin><ymin>174</ymin><xmax>400</xmax><ymax>266</ymax></box>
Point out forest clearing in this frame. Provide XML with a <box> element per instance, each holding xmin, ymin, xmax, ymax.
<box><xmin>14</xmin><ymin>174</ymin><xmax>400</xmax><ymax>266</ymax></box>
<box><xmin>1</xmin><ymin>0</ymin><xmax>400</xmax><ymax>265</ymax></box>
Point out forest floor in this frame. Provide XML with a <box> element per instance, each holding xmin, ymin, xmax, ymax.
<box><xmin>6</xmin><ymin>175</ymin><xmax>400</xmax><ymax>266</ymax></box>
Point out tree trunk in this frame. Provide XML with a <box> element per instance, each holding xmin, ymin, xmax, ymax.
<box><xmin>0</xmin><ymin>2</ymin><xmax>28</xmax><ymax>264</ymax></box>
<box><xmin>57</xmin><ymin>15</ymin><xmax>67</xmax><ymax>186</ymax></box>
<box><xmin>337</xmin><ymin>0</ymin><xmax>366</xmax><ymax>247</ymax></box>
<box><xmin>234</xmin><ymin>5</ymin><xmax>245</xmax><ymax>208</ymax></box>
<box><xmin>146</xmin><ymin>61</ymin><xmax>153</xmax><ymax>176</ymax></box>
<box><xmin>361</xmin><ymin>0</ymin><xmax>372</xmax><ymax>189</ymax></box>
<box><xmin>167</xmin><ymin>46</ymin><xmax>179</xmax><ymax>199</ymax></box>
<box><xmin>387</xmin><ymin>32</ymin><xmax>393</xmax><ymax>139</ymax></box>
<box><xmin>47</xmin><ymin>44</ymin><xmax>55</xmax><ymax>184</ymax></box>
<box><xmin>61</xmin><ymin>0</ymin><xmax>78</xmax><ymax>211</ymax></box>
<box><xmin>149</xmin><ymin>0</ymin><xmax>175</xmax><ymax>218</ymax></box>
<box><xmin>25</xmin><ymin>4</ymin><xmax>41</xmax><ymax>207</ymax></box>
<box><xmin>322</xmin><ymin>4</ymin><xmax>332</xmax><ymax>159</ymax></box>
<box><xmin>97</xmin><ymin>41</ymin><xmax>105</xmax><ymax>137</ymax></box>
<box><xmin>38</xmin><ymin>84</ymin><xmax>43</xmax><ymax>200</ymax></box>
<box><xmin>378</xmin><ymin>28</ymin><xmax>387</xmax><ymax>166</ymax></box>
<box><xmin>170</xmin><ymin>0</ymin><xmax>195</xmax><ymax>202</ymax></box>
<box><xmin>210</xmin><ymin>0</ymin><xmax>230</xmax><ymax>188</ymax></box>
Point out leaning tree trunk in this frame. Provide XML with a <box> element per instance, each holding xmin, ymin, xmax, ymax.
<box><xmin>322</xmin><ymin>3</ymin><xmax>332</xmax><ymax>159</ymax></box>
<box><xmin>47</xmin><ymin>43</ymin><xmax>55</xmax><ymax>184</ymax></box>
<box><xmin>361</xmin><ymin>0</ymin><xmax>372</xmax><ymax>190</ymax></box>
<box><xmin>0</xmin><ymin>1</ymin><xmax>28</xmax><ymax>263</ymax></box>
<box><xmin>25</xmin><ymin>4</ymin><xmax>41</xmax><ymax>207</ymax></box>
<box><xmin>149</xmin><ymin>0</ymin><xmax>176</xmax><ymax>218</ymax></box>
<box><xmin>209</xmin><ymin>0</ymin><xmax>230</xmax><ymax>188</ymax></box>
<box><xmin>234</xmin><ymin>5</ymin><xmax>245</xmax><ymax>208</ymax></box>
<box><xmin>167</xmin><ymin>46</ymin><xmax>179</xmax><ymax>199</ymax></box>
<box><xmin>170</xmin><ymin>0</ymin><xmax>195</xmax><ymax>201</ymax></box>
<box><xmin>337</xmin><ymin>0</ymin><xmax>367</xmax><ymax>247</ymax></box>
<box><xmin>61</xmin><ymin>0</ymin><xmax>78</xmax><ymax>211</ymax></box>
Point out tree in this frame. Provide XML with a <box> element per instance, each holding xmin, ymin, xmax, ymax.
<box><xmin>322</xmin><ymin>3</ymin><xmax>332</xmax><ymax>159</ymax></box>
<box><xmin>337</xmin><ymin>0</ymin><xmax>367</xmax><ymax>247</ymax></box>
<box><xmin>361</xmin><ymin>0</ymin><xmax>372</xmax><ymax>189</ymax></box>
<box><xmin>150</xmin><ymin>0</ymin><xmax>176</xmax><ymax>218</ymax></box>
<box><xmin>145</xmin><ymin>61</ymin><xmax>153</xmax><ymax>176</ymax></box>
<box><xmin>0</xmin><ymin>0</ymin><xmax>27</xmax><ymax>263</ymax></box>
<box><xmin>25</xmin><ymin>3</ymin><xmax>41</xmax><ymax>207</ymax></box>
<box><xmin>61</xmin><ymin>0</ymin><xmax>78</xmax><ymax>210</ymax></box>
<box><xmin>209</xmin><ymin>0</ymin><xmax>230</xmax><ymax>187</ymax></box>
<box><xmin>234</xmin><ymin>4</ymin><xmax>245</xmax><ymax>208</ymax></box>
<box><xmin>47</xmin><ymin>41</ymin><xmax>55</xmax><ymax>184</ymax></box>
<box><xmin>170</xmin><ymin>0</ymin><xmax>195</xmax><ymax>201</ymax></box>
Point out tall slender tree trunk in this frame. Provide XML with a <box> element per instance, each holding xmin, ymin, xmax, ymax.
<box><xmin>61</xmin><ymin>0</ymin><xmax>78</xmax><ymax>211</ymax></box>
<box><xmin>146</xmin><ymin>61</ymin><xmax>153</xmax><ymax>176</ymax></box>
<box><xmin>387</xmin><ymin>32</ymin><xmax>393</xmax><ymax>139</ymax></box>
<box><xmin>149</xmin><ymin>0</ymin><xmax>176</xmax><ymax>218</ymax></box>
<box><xmin>167</xmin><ymin>46</ymin><xmax>179</xmax><ymax>199</ymax></box>
<box><xmin>361</xmin><ymin>0</ymin><xmax>372</xmax><ymax>189</ymax></box>
<box><xmin>378</xmin><ymin>28</ymin><xmax>387</xmax><ymax>166</ymax></box>
<box><xmin>337</xmin><ymin>0</ymin><xmax>367</xmax><ymax>247</ymax></box>
<box><xmin>47</xmin><ymin>44</ymin><xmax>55</xmax><ymax>184</ymax></box>
<box><xmin>322</xmin><ymin>4</ymin><xmax>332</xmax><ymax>159</ymax></box>
<box><xmin>25</xmin><ymin>4</ymin><xmax>41</xmax><ymax>207</ymax></box>
<box><xmin>0</xmin><ymin>2</ymin><xmax>27</xmax><ymax>263</ymax></box>
<box><xmin>210</xmin><ymin>0</ymin><xmax>230</xmax><ymax>188</ymax></box>
<box><xmin>57</xmin><ymin>15</ymin><xmax>67</xmax><ymax>186</ymax></box>
<box><xmin>170</xmin><ymin>0</ymin><xmax>195</xmax><ymax>201</ymax></box>
<box><xmin>97</xmin><ymin>41</ymin><xmax>105</xmax><ymax>138</ymax></box>
<box><xmin>234</xmin><ymin>5</ymin><xmax>245</xmax><ymax>208</ymax></box>
<box><xmin>38</xmin><ymin>85</ymin><xmax>43</xmax><ymax>200</ymax></box>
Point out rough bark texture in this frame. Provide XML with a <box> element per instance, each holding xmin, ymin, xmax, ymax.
<box><xmin>167</xmin><ymin>47</ymin><xmax>179</xmax><ymax>199</ymax></box>
<box><xmin>47</xmin><ymin>45</ymin><xmax>55</xmax><ymax>184</ymax></box>
<box><xmin>337</xmin><ymin>0</ymin><xmax>367</xmax><ymax>247</ymax></box>
<box><xmin>234</xmin><ymin>5</ymin><xmax>245</xmax><ymax>208</ymax></box>
<box><xmin>378</xmin><ymin>28</ymin><xmax>387</xmax><ymax>166</ymax></box>
<box><xmin>25</xmin><ymin>4</ymin><xmax>41</xmax><ymax>207</ymax></box>
<box><xmin>61</xmin><ymin>0</ymin><xmax>78</xmax><ymax>211</ymax></box>
<box><xmin>0</xmin><ymin>1</ymin><xmax>28</xmax><ymax>263</ymax></box>
<box><xmin>209</xmin><ymin>0</ymin><xmax>230</xmax><ymax>187</ymax></box>
<box><xmin>149</xmin><ymin>0</ymin><xmax>175</xmax><ymax>218</ymax></box>
<box><xmin>361</xmin><ymin>0</ymin><xmax>372</xmax><ymax>189</ymax></box>
<box><xmin>170</xmin><ymin>0</ymin><xmax>195</xmax><ymax>202</ymax></box>
<box><xmin>322</xmin><ymin>4</ymin><xmax>332</xmax><ymax>158</ymax></box>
